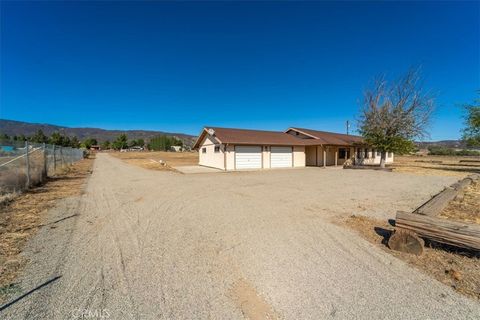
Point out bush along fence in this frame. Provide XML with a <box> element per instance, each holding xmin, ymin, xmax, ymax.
<box><xmin>0</xmin><ymin>141</ymin><xmax>84</xmax><ymax>194</ymax></box>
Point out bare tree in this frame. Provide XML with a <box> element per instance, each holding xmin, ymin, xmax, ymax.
<box><xmin>358</xmin><ymin>68</ymin><xmax>435</xmax><ymax>167</ymax></box>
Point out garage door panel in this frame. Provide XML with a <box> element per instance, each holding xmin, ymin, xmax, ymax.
<box><xmin>235</xmin><ymin>146</ymin><xmax>262</xmax><ymax>169</ymax></box>
<box><xmin>271</xmin><ymin>146</ymin><xmax>292</xmax><ymax>168</ymax></box>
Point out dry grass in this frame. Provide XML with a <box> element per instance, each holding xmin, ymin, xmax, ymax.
<box><xmin>392</xmin><ymin>155</ymin><xmax>480</xmax><ymax>177</ymax></box>
<box><xmin>0</xmin><ymin>158</ymin><xmax>94</xmax><ymax>302</ymax></box>
<box><xmin>339</xmin><ymin>174</ymin><xmax>480</xmax><ymax>301</ymax></box>
<box><xmin>338</xmin><ymin>214</ymin><xmax>480</xmax><ymax>300</ymax></box>
<box><xmin>440</xmin><ymin>181</ymin><xmax>480</xmax><ymax>224</ymax></box>
<box><xmin>109</xmin><ymin>151</ymin><xmax>198</xmax><ymax>171</ymax></box>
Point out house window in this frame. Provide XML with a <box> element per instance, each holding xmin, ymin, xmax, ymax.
<box><xmin>202</xmin><ymin>147</ymin><xmax>206</xmax><ymax>153</ymax></box>
<box><xmin>214</xmin><ymin>146</ymin><xmax>220</xmax><ymax>153</ymax></box>
<box><xmin>338</xmin><ymin>148</ymin><xmax>346</xmax><ymax>159</ymax></box>
<box><xmin>295</xmin><ymin>132</ymin><xmax>299</xmax><ymax>135</ymax></box>
<box><xmin>357</xmin><ymin>148</ymin><xmax>361</xmax><ymax>158</ymax></box>
<box><xmin>364</xmin><ymin>148</ymin><xmax>369</xmax><ymax>158</ymax></box>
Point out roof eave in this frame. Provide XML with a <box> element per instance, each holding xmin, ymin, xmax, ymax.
<box><xmin>192</xmin><ymin>127</ymin><xmax>223</xmax><ymax>149</ymax></box>
<box><xmin>285</xmin><ymin>127</ymin><xmax>321</xmax><ymax>140</ymax></box>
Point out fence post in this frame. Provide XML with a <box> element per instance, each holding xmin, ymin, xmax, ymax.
<box><xmin>60</xmin><ymin>146</ymin><xmax>64</xmax><ymax>168</ymax></box>
<box><xmin>25</xmin><ymin>140</ymin><xmax>30</xmax><ymax>188</ymax></box>
<box><xmin>43</xmin><ymin>142</ymin><xmax>47</xmax><ymax>180</ymax></box>
<box><xmin>53</xmin><ymin>144</ymin><xmax>56</xmax><ymax>174</ymax></box>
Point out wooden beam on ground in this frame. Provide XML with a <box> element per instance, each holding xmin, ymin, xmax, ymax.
<box><xmin>395</xmin><ymin>211</ymin><xmax>480</xmax><ymax>251</ymax></box>
<box><xmin>413</xmin><ymin>187</ymin><xmax>458</xmax><ymax>216</ymax></box>
<box><xmin>414</xmin><ymin>174</ymin><xmax>479</xmax><ymax>217</ymax></box>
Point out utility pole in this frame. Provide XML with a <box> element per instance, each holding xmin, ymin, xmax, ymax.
<box><xmin>346</xmin><ymin>120</ymin><xmax>350</xmax><ymax>135</ymax></box>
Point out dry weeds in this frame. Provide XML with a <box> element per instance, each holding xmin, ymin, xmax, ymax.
<box><xmin>0</xmin><ymin>158</ymin><xmax>94</xmax><ymax>302</ymax></box>
<box><xmin>439</xmin><ymin>181</ymin><xmax>480</xmax><ymax>224</ymax></box>
<box><xmin>392</xmin><ymin>155</ymin><xmax>480</xmax><ymax>177</ymax></box>
<box><xmin>109</xmin><ymin>151</ymin><xmax>198</xmax><ymax>171</ymax></box>
<box><xmin>338</xmin><ymin>214</ymin><xmax>480</xmax><ymax>301</ymax></box>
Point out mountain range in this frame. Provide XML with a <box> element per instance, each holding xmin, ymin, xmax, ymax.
<box><xmin>0</xmin><ymin>119</ymin><xmax>197</xmax><ymax>146</ymax></box>
<box><xmin>1</xmin><ymin>119</ymin><xmax>470</xmax><ymax>149</ymax></box>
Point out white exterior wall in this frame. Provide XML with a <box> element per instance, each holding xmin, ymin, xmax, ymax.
<box><xmin>262</xmin><ymin>146</ymin><xmax>271</xmax><ymax>169</ymax></box>
<box><xmin>355</xmin><ymin>148</ymin><xmax>394</xmax><ymax>165</ymax></box>
<box><xmin>198</xmin><ymin>135</ymin><xmax>225</xmax><ymax>170</ymax></box>
<box><xmin>293</xmin><ymin>146</ymin><xmax>306</xmax><ymax>167</ymax></box>
<box><xmin>225</xmin><ymin>145</ymin><xmax>235</xmax><ymax>170</ymax></box>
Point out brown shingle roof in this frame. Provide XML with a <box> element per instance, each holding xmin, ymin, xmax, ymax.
<box><xmin>204</xmin><ymin>127</ymin><xmax>308</xmax><ymax>146</ymax></box>
<box><xmin>288</xmin><ymin>127</ymin><xmax>364</xmax><ymax>146</ymax></box>
<box><xmin>193</xmin><ymin>126</ymin><xmax>365</xmax><ymax>149</ymax></box>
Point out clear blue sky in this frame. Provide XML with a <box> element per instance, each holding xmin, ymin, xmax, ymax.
<box><xmin>1</xmin><ymin>1</ymin><xmax>478</xmax><ymax>140</ymax></box>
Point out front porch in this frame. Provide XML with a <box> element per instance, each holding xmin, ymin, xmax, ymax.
<box><xmin>305</xmin><ymin>145</ymin><xmax>354</xmax><ymax>167</ymax></box>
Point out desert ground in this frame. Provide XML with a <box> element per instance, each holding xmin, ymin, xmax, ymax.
<box><xmin>109</xmin><ymin>151</ymin><xmax>198</xmax><ymax>171</ymax></box>
<box><xmin>391</xmin><ymin>155</ymin><xmax>480</xmax><ymax>177</ymax></box>
<box><xmin>1</xmin><ymin>153</ymin><xmax>479</xmax><ymax>319</ymax></box>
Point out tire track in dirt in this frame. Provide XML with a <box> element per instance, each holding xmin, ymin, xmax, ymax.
<box><xmin>4</xmin><ymin>153</ymin><xmax>480</xmax><ymax>319</ymax></box>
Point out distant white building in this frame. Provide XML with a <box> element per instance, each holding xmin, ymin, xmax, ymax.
<box><xmin>170</xmin><ymin>145</ymin><xmax>183</xmax><ymax>152</ymax></box>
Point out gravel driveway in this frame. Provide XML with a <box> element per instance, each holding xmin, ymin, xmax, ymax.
<box><xmin>3</xmin><ymin>153</ymin><xmax>479</xmax><ymax>319</ymax></box>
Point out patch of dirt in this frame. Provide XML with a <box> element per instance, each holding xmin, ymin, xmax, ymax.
<box><xmin>338</xmin><ymin>214</ymin><xmax>480</xmax><ymax>301</ymax></box>
<box><xmin>392</xmin><ymin>155</ymin><xmax>480</xmax><ymax>177</ymax></box>
<box><xmin>229</xmin><ymin>278</ymin><xmax>279</xmax><ymax>320</ymax></box>
<box><xmin>440</xmin><ymin>181</ymin><xmax>480</xmax><ymax>224</ymax></box>
<box><xmin>109</xmin><ymin>151</ymin><xmax>198</xmax><ymax>171</ymax></box>
<box><xmin>0</xmin><ymin>158</ymin><xmax>94</xmax><ymax>302</ymax></box>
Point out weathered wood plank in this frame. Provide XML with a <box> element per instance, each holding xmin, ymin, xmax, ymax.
<box><xmin>414</xmin><ymin>187</ymin><xmax>458</xmax><ymax>216</ymax></box>
<box><xmin>451</xmin><ymin>179</ymin><xmax>473</xmax><ymax>191</ymax></box>
<box><xmin>414</xmin><ymin>174</ymin><xmax>479</xmax><ymax>217</ymax></box>
<box><xmin>395</xmin><ymin>211</ymin><xmax>480</xmax><ymax>251</ymax></box>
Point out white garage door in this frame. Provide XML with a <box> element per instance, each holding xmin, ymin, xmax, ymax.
<box><xmin>271</xmin><ymin>146</ymin><xmax>293</xmax><ymax>168</ymax></box>
<box><xmin>235</xmin><ymin>146</ymin><xmax>262</xmax><ymax>169</ymax></box>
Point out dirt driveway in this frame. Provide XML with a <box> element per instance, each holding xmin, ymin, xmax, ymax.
<box><xmin>2</xmin><ymin>154</ymin><xmax>479</xmax><ymax>319</ymax></box>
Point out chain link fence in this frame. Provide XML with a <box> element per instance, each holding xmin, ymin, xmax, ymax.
<box><xmin>0</xmin><ymin>141</ymin><xmax>84</xmax><ymax>194</ymax></box>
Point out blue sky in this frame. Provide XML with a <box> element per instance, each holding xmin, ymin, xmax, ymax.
<box><xmin>1</xmin><ymin>1</ymin><xmax>478</xmax><ymax>140</ymax></box>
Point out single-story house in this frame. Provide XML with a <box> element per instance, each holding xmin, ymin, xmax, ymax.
<box><xmin>193</xmin><ymin>127</ymin><xmax>394</xmax><ymax>170</ymax></box>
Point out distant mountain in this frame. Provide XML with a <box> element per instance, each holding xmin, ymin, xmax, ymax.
<box><xmin>0</xmin><ymin>119</ymin><xmax>197</xmax><ymax>146</ymax></box>
<box><xmin>415</xmin><ymin>140</ymin><xmax>471</xmax><ymax>150</ymax></box>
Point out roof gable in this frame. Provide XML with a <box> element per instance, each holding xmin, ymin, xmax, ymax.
<box><xmin>193</xmin><ymin>126</ymin><xmax>365</xmax><ymax>149</ymax></box>
<box><xmin>287</xmin><ymin>127</ymin><xmax>364</xmax><ymax>146</ymax></box>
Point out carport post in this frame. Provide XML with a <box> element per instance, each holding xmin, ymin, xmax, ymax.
<box><xmin>323</xmin><ymin>148</ymin><xmax>326</xmax><ymax>168</ymax></box>
<box><xmin>335</xmin><ymin>149</ymin><xmax>338</xmax><ymax>167</ymax></box>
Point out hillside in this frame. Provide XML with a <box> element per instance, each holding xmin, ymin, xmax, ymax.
<box><xmin>0</xmin><ymin>119</ymin><xmax>197</xmax><ymax>146</ymax></box>
<box><xmin>415</xmin><ymin>140</ymin><xmax>473</xmax><ymax>150</ymax></box>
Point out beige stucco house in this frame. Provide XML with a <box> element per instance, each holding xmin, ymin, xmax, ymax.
<box><xmin>193</xmin><ymin>127</ymin><xmax>394</xmax><ymax>170</ymax></box>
